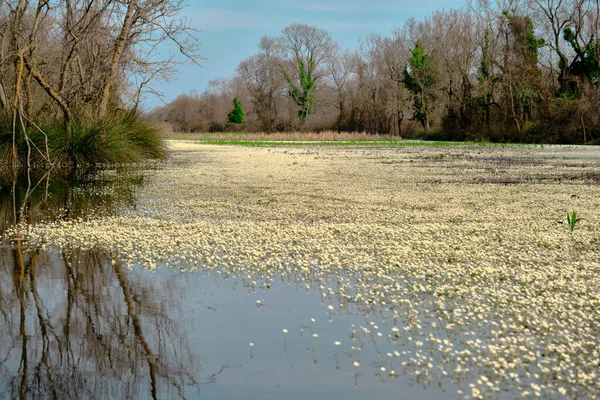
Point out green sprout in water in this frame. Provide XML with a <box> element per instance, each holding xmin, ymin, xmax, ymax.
<box><xmin>567</xmin><ymin>211</ymin><xmax>581</xmax><ymax>232</ymax></box>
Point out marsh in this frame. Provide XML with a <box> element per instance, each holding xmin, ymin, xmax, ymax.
<box><xmin>1</xmin><ymin>142</ymin><xmax>599</xmax><ymax>399</ymax></box>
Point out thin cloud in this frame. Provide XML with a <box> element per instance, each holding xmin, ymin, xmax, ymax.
<box><xmin>185</xmin><ymin>1</ymin><xmax>465</xmax><ymax>32</ymax></box>
<box><xmin>186</xmin><ymin>8</ymin><xmax>282</xmax><ymax>30</ymax></box>
<box><xmin>187</xmin><ymin>7</ymin><xmax>400</xmax><ymax>34</ymax></box>
<box><xmin>278</xmin><ymin>0</ymin><xmax>464</xmax><ymax>14</ymax></box>
<box><xmin>280</xmin><ymin>1</ymin><xmax>382</xmax><ymax>13</ymax></box>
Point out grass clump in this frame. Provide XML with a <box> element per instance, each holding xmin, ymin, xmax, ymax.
<box><xmin>0</xmin><ymin>111</ymin><xmax>166</xmax><ymax>168</ymax></box>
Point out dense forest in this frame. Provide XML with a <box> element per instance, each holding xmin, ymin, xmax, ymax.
<box><xmin>153</xmin><ymin>0</ymin><xmax>600</xmax><ymax>144</ymax></box>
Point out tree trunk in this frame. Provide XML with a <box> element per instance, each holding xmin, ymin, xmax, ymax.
<box><xmin>98</xmin><ymin>0</ymin><xmax>136</xmax><ymax>118</ymax></box>
<box><xmin>397</xmin><ymin>109</ymin><xmax>403</xmax><ymax>137</ymax></box>
<box><xmin>113</xmin><ymin>258</ymin><xmax>158</xmax><ymax>399</ymax></box>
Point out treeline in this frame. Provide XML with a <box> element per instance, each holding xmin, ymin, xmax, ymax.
<box><xmin>153</xmin><ymin>0</ymin><xmax>600</xmax><ymax>144</ymax></box>
<box><xmin>0</xmin><ymin>0</ymin><xmax>200</xmax><ymax>168</ymax></box>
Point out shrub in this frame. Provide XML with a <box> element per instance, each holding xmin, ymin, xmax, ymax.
<box><xmin>0</xmin><ymin>111</ymin><xmax>166</xmax><ymax>168</ymax></box>
<box><xmin>227</xmin><ymin>97</ymin><xmax>245</xmax><ymax>124</ymax></box>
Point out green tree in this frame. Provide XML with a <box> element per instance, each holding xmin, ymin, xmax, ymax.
<box><xmin>563</xmin><ymin>28</ymin><xmax>600</xmax><ymax>87</ymax></box>
<box><xmin>227</xmin><ymin>97</ymin><xmax>245</xmax><ymax>124</ymax></box>
<box><xmin>402</xmin><ymin>42</ymin><xmax>438</xmax><ymax>131</ymax></box>
<box><xmin>283</xmin><ymin>61</ymin><xmax>315</xmax><ymax>122</ymax></box>
<box><xmin>277</xmin><ymin>24</ymin><xmax>335</xmax><ymax>125</ymax></box>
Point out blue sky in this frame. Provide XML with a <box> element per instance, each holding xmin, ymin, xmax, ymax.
<box><xmin>145</xmin><ymin>0</ymin><xmax>465</xmax><ymax>109</ymax></box>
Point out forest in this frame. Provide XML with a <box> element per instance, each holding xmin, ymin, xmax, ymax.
<box><xmin>152</xmin><ymin>0</ymin><xmax>600</xmax><ymax>144</ymax></box>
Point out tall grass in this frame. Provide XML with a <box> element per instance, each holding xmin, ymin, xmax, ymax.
<box><xmin>166</xmin><ymin>131</ymin><xmax>405</xmax><ymax>142</ymax></box>
<box><xmin>166</xmin><ymin>130</ymin><xmax>551</xmax><ymax>148</ymax></box>
<box><xmin>189</xmin><ymin>139</ymin><xmax>479</xmax><ymax>148</ymax></box>
<box><xmin>0</xmin><ymin>111</ymin><xmax>166</xmax><ymax>169</ymax></box>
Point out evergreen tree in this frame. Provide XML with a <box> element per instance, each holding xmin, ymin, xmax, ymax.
<box><xmin>227</xmin><ymin>97</ymin><xmax>245</xmax><ymax>124</ymax></box>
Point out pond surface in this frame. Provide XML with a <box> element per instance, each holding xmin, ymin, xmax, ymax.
<box><xmin>1</xmin><ymin>143</ymin><xmax>600</xmax><ymax>399</ymax></box>
<box><xmin>0</xmin><ymin>161</ymin><xmax>445</xmax><ymax>400</ymax></box>
<box><xmin>0</xmin><ymin>248</ymin><xmax>445</xmax><ymax>400</ymax></box>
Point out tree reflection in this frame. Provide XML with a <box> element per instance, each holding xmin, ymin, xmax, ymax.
<box><xmin>0</xmin><ymin>165</ymin><xmax>148</xmax><ymax>230</ymax></box>
<box><xmin>0</xmin><ymin>165</ymin><xmax>199</xmax><ymax>399</ymax></box>
<box><xmin>0</xmin><ymin>246</ymin><xmax>199</xmax><ymax>399</ymax></box>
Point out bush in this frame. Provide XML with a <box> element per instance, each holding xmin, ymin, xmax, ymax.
<box><xmin>0</xmin><ymin>111</ymin><xmax>166</xmax><ymax>168</ymax></box>
<box><xmin>227</xmin><ymin>97</ymin><xmax>245</xmax><ymax>124</ymax></box>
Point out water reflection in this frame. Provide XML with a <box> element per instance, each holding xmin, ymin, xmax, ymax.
<box><xmin>0</xmin><ymin>166</ymin><xmax>445</xmax><ymax>400</ymax></box>
<box><xmin>0</xmin><ymin>166</ymin><xmax>148</xmax><ymax>230</ymax></box>
<box><xmin>0</xmin><ymin>246</ymin><xmax>199</xmax><ymax>399</ymax></box>
<box><xmin>0</xmin><ymin>166</ymin><xmax>200</xmax><ymax>399</ymax></box>
<box><xmin>0</xmin><ymin>243</ymin><xmax>440</xmax><ymax>400</ymax></box>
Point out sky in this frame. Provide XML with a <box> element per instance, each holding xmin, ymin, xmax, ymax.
<box><xmin>144</xmin><ymin>0</ymin><xmax>466</xmax><ymax>109</ymax></box>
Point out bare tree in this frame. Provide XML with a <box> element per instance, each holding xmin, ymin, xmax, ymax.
<box><xmin>325</xmin><ymin>46</ymin><xmax>359</xmax><ymax>131</ymax></box>
<box><xmin>422</xmin><ymin>9</ymin><xmax>480</xmax><ymax>131</ymax></box>
<box><xmin>98</xmin><ymin>0</ymin><xmax>202</xmax><ymax>118</ymax></box>
<box><xmin>152</xmin><ymin>0</ymin><xmax>600</xmax><ymax>142</ymax></box>
<box><xmin>379</xmin><ymin>33</ymin><xmax>410</xmax><ymax>136</ymax></box>
<box><xmin>276</xmin><ymin>23</ymin><xmax>335</xmax><ymax>125</ymax></box>
<box><xmin>237</xmin><ymin>36</ymin><xmax>286</xmax><ymax>131</ymax></box>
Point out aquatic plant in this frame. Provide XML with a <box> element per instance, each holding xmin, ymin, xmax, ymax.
<box><xmin>567</xmin><ymin>210</ymin><xmax>581</xmax><ymax>232</ymax></box>
<box><xmin>5</xmin><ymin>143</ymin><xmax>600</xmax><ymax>398</ymax></box>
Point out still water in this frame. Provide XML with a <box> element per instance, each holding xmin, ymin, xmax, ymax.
<box><xmin>0</xmin><ymin>166</ymin><xmax>446</xmax><ymax>399</ymax></box>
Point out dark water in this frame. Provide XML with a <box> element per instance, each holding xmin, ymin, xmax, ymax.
<box><xmin>0</xmin><ymin>167</ymin><xmax>144</xmax><ymax>229</ymax></box>
<box><xmin>0</xmin><ymin>168</ymin><xmax>448</xmax><ymax>399</ymax></box>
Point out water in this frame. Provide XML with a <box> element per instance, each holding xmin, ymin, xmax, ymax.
<box><xmin>3</xmin><ymin>144</ymin><xmax>598</xmax><ymax>399</ymax></box>
<box><xmin>0</xmin><ymin>166</ymin><xmax>447</xmax><ymax>399</ymax></box>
